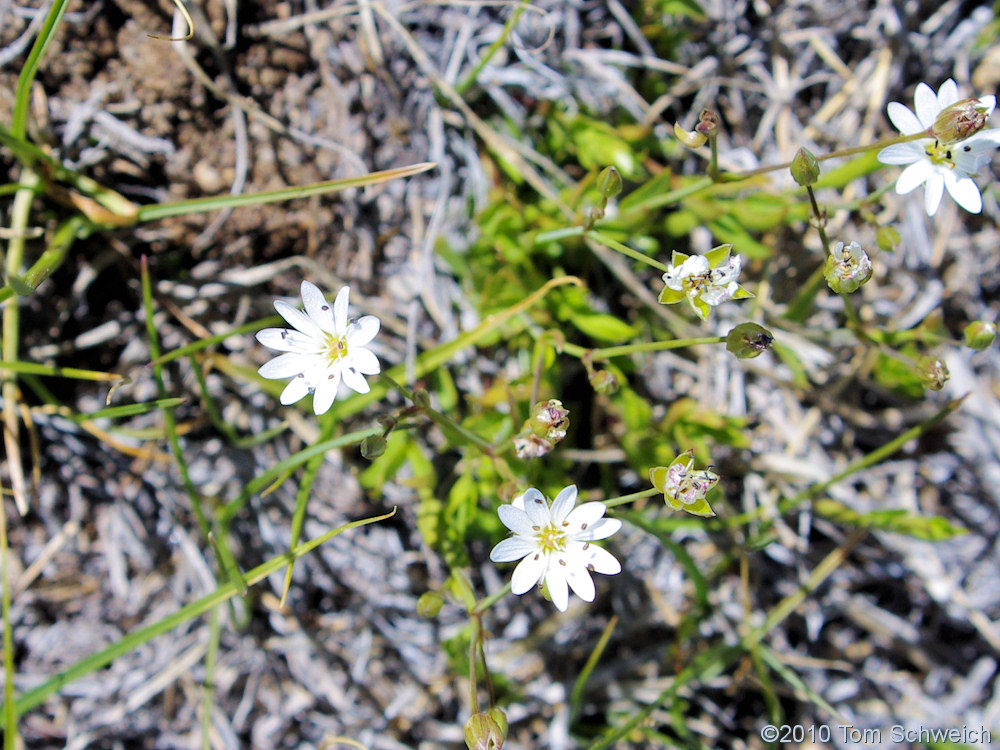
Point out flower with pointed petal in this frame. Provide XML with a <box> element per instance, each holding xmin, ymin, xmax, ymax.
<box><xmin>649</xmin><ymin>450</ymin><xmax>719</xmax><ymax>517</ymax></box>
<box><xmin>489</xmin><ymin>485</ymin><xmax>621</xmax><ymax>612</ymax></box>
<box><xmin>658</xmin><ymin>245</ymin><xmax>752</xmax><ymax>321</ymax></box>
<box><xmin>256</xmin><ymin>281</ymin><xmax>380</xmax><ymax>415</ymax></box>
<box><xmin>877</xmin><ymin>79</ymin><xmax>1000</xmax><ymax>216</ymax></box>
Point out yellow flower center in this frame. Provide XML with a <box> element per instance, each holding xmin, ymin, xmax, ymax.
<box><xmin>535</xmin><ymin>523</ymin><xmax>567</xmax><ymax>554</ymax></box>
<box><xmin>925</xmin><ymin>139</ymin><xmax>955</xmax><ymax>169</ymax></box>
<box><xmin>325</xmin><ymin>335</ymin><xmax>349</xmax><ymax>364</ymax></box>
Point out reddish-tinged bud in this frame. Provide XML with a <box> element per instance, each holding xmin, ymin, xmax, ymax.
<box><xmin>932</xmin><ymin>97</ymin><xmax>993</xmax><ymax>144</ymax></box>
<box><xmin>695</xmin><ymin>109</ymin><xmax>720</xmax><ymax>137</ymax></box>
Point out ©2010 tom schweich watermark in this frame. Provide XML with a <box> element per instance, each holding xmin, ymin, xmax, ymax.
<box><xmin>759</xmin><ymin>723</ymin><xmax>993</xmax><ymax>745</ymax></box>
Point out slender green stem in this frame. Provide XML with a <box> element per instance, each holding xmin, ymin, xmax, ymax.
<box><xmin>379</xmin><ymin>373</ymin><xmax>496</xmax><ymax>455</ymax></box>
<box><xmin>723</xmin><ymin>396</ymin><xmax>965</xmax><ymax>529</ymax></box>
<box><xmin>603</xmin><ymin>487</ymin><xmax>659</xmax><ymax>509</ymax></box>
<box><xmin>723</xmin><ymin>131</ymin><xmax>929</xmax><ymax>182</ymax></box>
<box><xmin>562</xmin><ymin>336</ymin><xmax>724</xmax><ymax>362</ymax></box>
<box><xmin>585</xmin><ymin>230</ymin><xmax>670</xmax><ymax>273</ymax></box>
<box><xmin>456</xmin><ymin>5</ymin><xmax>525</xmax><ymax>95</ymax></box>
<box><xmin>12</xmin><ymin>0</ymin><xmax>71</xmax><ymax>138</ymax></box>
<box><xmin>1</xmin><ymin>478</ymin><xmax>16</xmax><ymax>746</ymax></box>
<box><xmin>472</xmin><ymin>582</ymin><xmax>512</xmax><ymax>615</ymax></box>
<box><xmin>569</xmin><ymin>616</ymin><xmax>617</xmax><ymax>725</ymax></box>
<box><xmin>200</xmin><ymin>604</ymin><xmax>222</xmax><ymax>750</ymax></box>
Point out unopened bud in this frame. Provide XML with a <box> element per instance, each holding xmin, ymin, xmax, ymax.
<box><xmin>596</xmin><ymin>166</ymin><xmax>622</xmax><ymax>198</ymax></box>
<box><xmin>726</xmin><ymin>323</ymin><xmax>774</xmax><ymax>359</ymax></box>
<box><xmin>875</xmin><ymin>225</ymin><xmax>900</xmax><ymax>253</ymax></box>
<box><xmin>413</xmin><ymin>389</ymin><xmax>431</xmax><ymax>410</ymax></box>
<box><xmin>932</xmin><ymin>97</ymin><xmax>993</xmax><ymax>144</ymax></box>
<box><xmin>918</xmin><ymin>356</ymin><xmax>949</xmax><ymax>391</ymax></box>
<box><xmin>673</xmin><ymin>122</ymin><xmax>707</xmax><ymax>149</ymax></box>
<box><xmin>695</xmin><ymin>108</ymin><xmax>720</xmax><ymax>137</ymax></box>
<box><xmin>417</xmin><ymin>591</ymin><xmax>444</xmax><ymax>618</ymax></box>
<box><xmin>361</xmin><ymin>435</ymin><xmax>387</xmax><ymax>459</ymax></box>
<box><xmin>465</xmin><ymin>711</ymin><xmax>506</xmax><ymax>750</ymax></box>
<box><xmin>486</xmin><ymin>708</ymin><xmax>508</xmax><ymax>740</ymax></box>
<box><xmin>963</xmin><ymin>321</ymin><xmax>997</xmax><ymax>350</ymax></box>
<box><xmin>790</xmin><ymin>147</ymin><xmax>821</xmax><ymax>186</ymax></box>
<box><xmin>589</xmin><ymin>368</ymin><xmax>619</xmax><ymax>394</ymax></box>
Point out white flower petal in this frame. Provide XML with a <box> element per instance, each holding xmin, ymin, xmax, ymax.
<box><xmin>887</xmin><ymin>102</ymin><xmax>924</xmax><ymax>135</ymax></box>
<box><xmin>312</xmin><ymin>371</ymin><xmax>341</xmax><ymax>415</ymax></box>
<box><xmin>936</xmin><ymin>79</ymin><xmax>960</xmax><ymax>111</ymax></box>
<box><xmin>923</xmin><ymin>171</ymin><xmax>945</xmax><ymax>216</ymax></box>
<box><xmin>511</xmin><ymin>553</ymin><xmax>546</xmax><ymax>595</ymax></box>
<box><xmin>877</xmin><ymin>142</ymin><xmax>924</xmax><ymax>166</ymax></box>
<box><xmin>895</xmin><ymin>159</ymin><xmax>934</xmax><ymax>194</ymax></box>
<box><xmin>256</xmin><ymin>328</ymin><xmax>321</xmax><ymax>354</ymax></box>
<box><xmin>578</xmin><ymin>516</ymin><xmax>622</xmax><ymax>542</ymax></box>
<box><xmin>258</xmin><ymin>352</ymin><xmax>313</xmax><ymax>379</ymax></box>
<box><xmin>300</xmin><ymin>281</ymin><xmax>336</xmax><ymax>333</ymax></box>
<box><xmin>549</xmin><ymin>485</ymin><xmax>578</xmax><ymax>525</ymax></box>
<box><xmin>943</xmin><ymin>172</ymin><xmax>982</xmax><ymax>213</ymax></box>
<box><xmin>914</xmin><ymin>82</ymin><xmax>940</xmax><ymax>128</ymax></box>
<box><xmin>333</xmin><ymin>286</ymin><xmax>351</xmax><ymax>334</ymax></box>
<box><xmin>544</xmin><ymin>562</ymin><xmax>569</xmax><ymax>612</ymax></box>
<box><xmin>279</xmin><ymin>376</ymin><xmax>311</xmax><ymax>405</ymax></box>
<box><xmin>582</xmin><ymin>545</ymin><xmax>621</xmax><ymax>575</ymax></box>
<box><xmin>348</xmin><ymin>316</ymin><xmax>380</xmax><ymax>347</ymax></box>
<box><xmin>564</xmin><ymin>561</ymin><xmax>596</xmax><ymax>603</ymax></box>
<box><xmin>497</xmin><ymin>504</ymin><xmax>533</xmax><ymax>535</ymax></box>
<box><xmin>565</xmin><ymin>501</ymin><xmax>609</xmax><ymax>532</ymax></box>
<box><xmin>274</xmin><ymin>300</ymin><xmax>325</xmax><ymax>339</ymax></box>
<box><xmin>349</xmin><ymin>347</ymin><xmax>381</xmax><ymax>375</ymax></box>
<box><xmin>341</xmin><ymin>367</ymin><xmax>371</xmax><ymax>394</ymax></box>
<box><xmin>522</xmin><ymin>490</ymin><xmax>552</xmax><ymax>527</ymax></box>
<box><xmin>490</xmin><ymin>537</ymin><xmax>535</xmax><ymax>563</ymax></box>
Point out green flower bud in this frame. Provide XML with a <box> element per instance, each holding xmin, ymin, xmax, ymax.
<box><xmin>875</xmin><ymin>225</ymin><xmax>900</xmax><ymax>253</ymax></box>
<box><xmin>360</xmin><ymin>435</ymin><xmax>387</xmax><ymax>459</ymax></box>
<box><xmin>486</xmin><ymin>708</ymin><xmax>508</xmax><ymax>740</ymax></box>
<box><xmin>725</xmin><ymin>323</ymin><xmax>774</xmax><ymax>359</ymax></box>
<box><xmin>790</xmin><ymin>147</ymin><xmax>820</xmax><ymax>186</ymax></box>
<box><xmin>918</xmin><ymin>356</ymin><xmax>949</xmax><ymax>391</ymax></box>
<box><xmin>417</xmin><ymin>591</ymin><xmax>444</xmax><ymax>618</ymax></box>
<box><xmin>963</xmin><ymin>321</ymin><xmax>997</xmax><ymax>351</ymax></box>
<box><xmin>596</xmin><ymin>166</ymin><xmax>622</xmax><ymax>198</ymax></box>
<box><xmin>465</xmin><ymin>711</ymin><xmax>505</xmax><ymax>750</ymax></box>
<box><xmin>589</xmin><ymin>368</ymin><xmax>620</xmax><ymax>394</ymax></box>
<box><xmin>413</xmin><ymin>389</ymin><xmax>431</xmax><ymax>410</ymax></box>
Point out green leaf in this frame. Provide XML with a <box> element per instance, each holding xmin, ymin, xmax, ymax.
<box><xmin>814</xmin><ymin>499</ymin><xmax>968</xmax><ymax>540</ymax></box>
<box><xmin>571</xmin><ymin>313</ymin><xmax>638</xmax><ymax>342</ymax></box>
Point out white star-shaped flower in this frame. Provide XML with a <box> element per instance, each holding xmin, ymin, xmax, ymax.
<box><xmin>658</xmin><ymin>245</ymin><xmax>752</xmax><ymax>321</ymax></box>
<box><xmin>489</xmin><ymin>485</ymin><xmax>621</xmax><ymax>612</ymax></box>
<box><xmin>877</xmin><ymin>79</ymin><xmax>1000</xmax><ymax>216</ymax></box>
<box><xmin>256</xmin><ymin>281</ymin><xmax>380</xmax><ymax>415</ymax></box>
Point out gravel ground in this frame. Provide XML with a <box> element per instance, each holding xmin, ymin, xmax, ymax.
<box><xmin>2</xmin><ymin>0</ymin><xmax>1000</xmax><ymax>748</ymax></box>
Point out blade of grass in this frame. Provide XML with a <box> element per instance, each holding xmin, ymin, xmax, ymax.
<box><xmin>11</xmin><ymin>0</ymin><xmax>71</xmax><ymax>138</ymax></box>
<box><xmin>1</xmin><ymin>477</ymin><xmax>17</xmax><ymax>747</ymax></box>
<box><xmin>6</xmin><ymin>509</ymin><xmax>395</xmax><ymax>716</ymax></box>
<box><xmin>140</xmin><ymin>257</ymin><xmax>243</xmax><ymax>589</ymax></box>
<box><xmin>136</xmin><ymin>163</ymin><xmax>436</xmax><ymax>222</ymax></box>
<box><xmin>3</xmin><ymin>169</ymin><xmax>40</xmax><ymax>516</ymax></box>
<box><xmin>0</xmin><ymin>360</ymin><xmax>125</xmax><ymax>381</ymax></box>
<box><xmin>569</xmin><ymin>616</ymin><xmax>618</xmax><ymax>725</ymax></box>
